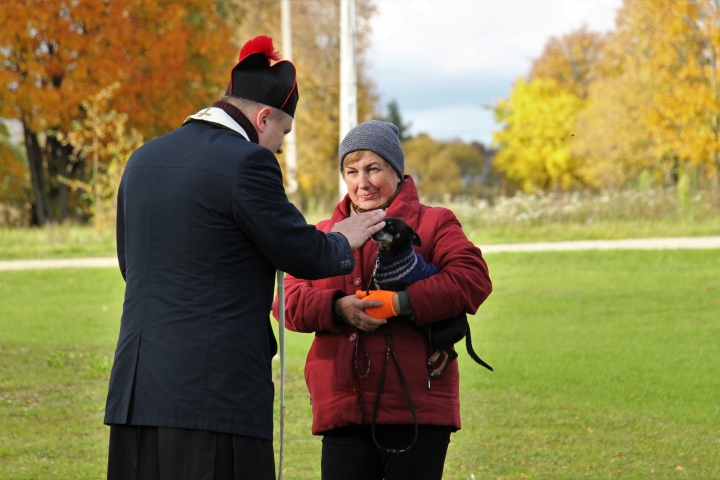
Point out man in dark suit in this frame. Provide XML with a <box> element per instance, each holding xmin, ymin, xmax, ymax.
<box><xmin>104</xmin><ymin>36</ymin><xmax>386</xmax><ymax>480</ymax></box>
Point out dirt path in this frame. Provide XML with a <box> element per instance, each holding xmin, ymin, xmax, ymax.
<box><xmin>2</xmin><ymin>236</ymin><xmax>720</xmax><ymax>271</ymax></box>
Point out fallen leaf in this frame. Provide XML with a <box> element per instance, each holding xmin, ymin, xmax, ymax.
<box><xmin>675</xmin><ymin>466</ymin><xmax>684</xmax><ymax>471</ymax></box>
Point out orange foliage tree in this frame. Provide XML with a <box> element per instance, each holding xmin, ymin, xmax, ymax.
<box><xmin>0</xmin><ymin>0</ymin><xmax>231</xmax><ymax>225</ymax></box>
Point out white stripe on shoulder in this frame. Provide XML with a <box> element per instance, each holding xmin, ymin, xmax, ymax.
<box><xmin>183</xmin><ymin>107</ymin><xmax>250</xmax><ymax>142</ymax></box>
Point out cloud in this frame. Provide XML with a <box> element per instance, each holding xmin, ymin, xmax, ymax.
<box><xmin>367</xmin><ymin>0</ymin><xmax>621</xmax><ymax>143</ymax></box>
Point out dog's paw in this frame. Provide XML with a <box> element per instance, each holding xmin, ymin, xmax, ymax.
<box><xmin>426</xmin><ymin>350</ymin><xmax>442</xmax><ymax>367</ymax></box>
<box><xmin>429</xmin><ymin>364</ymin><xmax>447</xmax><ymax>378</ymax></box>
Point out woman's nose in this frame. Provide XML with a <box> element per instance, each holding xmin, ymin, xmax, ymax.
<box><xmin>357</xmin><ymin>172</ymin><xmax>372</xmax><ymax>188</ymax></box>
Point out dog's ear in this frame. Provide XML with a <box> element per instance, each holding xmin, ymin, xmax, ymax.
<box><xmin>412</xmin><ymin>232</ymin><xmax>422</xmax><ymax>247</ymax></box>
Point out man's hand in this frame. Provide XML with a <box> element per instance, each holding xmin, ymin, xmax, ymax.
<box><xmin>335</xmin><ymin>295</ymin><xmax>387</xmax><ymax>333</ymax></box>
<box><xmin>331</xmin><ymin>210</ymin><xmax>386</xmax><ymax>250</ymax></box>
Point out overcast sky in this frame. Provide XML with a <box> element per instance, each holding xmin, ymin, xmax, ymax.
<box><xmin>368</xmin><ymin>0</ymin><xmax>622</xmax><ymax>146</ymax></box>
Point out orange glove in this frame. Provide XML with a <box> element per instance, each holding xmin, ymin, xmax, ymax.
<box><xmin>356</xmin><ymin>290</ymin><xmax>397</xmax><ymax>319</ymax></box>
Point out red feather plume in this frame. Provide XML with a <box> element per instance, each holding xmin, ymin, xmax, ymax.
<box><xmin>239</xmin><ymin>35</ymin><xmax>281</xmax><ymax>63</ymax></box>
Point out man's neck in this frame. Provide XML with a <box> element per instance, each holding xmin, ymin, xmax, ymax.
<box><xmin>212</xmin><ymin>100</ymin><xmax>259</xmax><ymax>144</ymax></box>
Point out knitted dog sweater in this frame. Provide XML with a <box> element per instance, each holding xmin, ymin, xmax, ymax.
<box><xmin>374</xmin><ymin>247</ymin><xmax>438</xmax><ymax>289</ymax></box>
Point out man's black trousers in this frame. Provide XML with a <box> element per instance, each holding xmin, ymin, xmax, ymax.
<box><xmin>107</xmin><ymin>425</ymin><xmax>275</xmax><ymax>480</ymax></box>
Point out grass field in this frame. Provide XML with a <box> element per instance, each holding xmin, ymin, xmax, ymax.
<box><xmin>3</xmin><ymin>217</ymin><xmax>720</xmax><ymax>262</ymax></box>
<box><xmin>1</xmin><ymin>250</ymin><xmax>719</xmax><ymax>478</ymax></box>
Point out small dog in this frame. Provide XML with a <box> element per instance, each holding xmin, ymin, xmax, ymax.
<box><xmin>370</xmin><ymin>217</ymin><xmax>493</xmax><ymax>377</ymax></box>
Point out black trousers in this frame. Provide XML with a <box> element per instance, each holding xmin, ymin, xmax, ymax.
<box><xmin>107</xmin><ymin>425</ymin><xmax>275</xmax><ymax>480</ymax></box>
<box><xmin>321</xmin><ymin>425</ymin><xmax>453</xmax><ymax>480</ymax></box>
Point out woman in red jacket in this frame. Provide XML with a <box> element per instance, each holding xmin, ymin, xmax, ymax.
<box><xmin>282</xmin><ymin>120</ymin><xmax>492</xmax><ymax>480</ymax></box>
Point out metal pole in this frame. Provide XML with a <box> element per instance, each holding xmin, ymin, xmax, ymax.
<box><xmin>276</xmin><ymin>270</ymin><xmax>286</xmax><ymax>480</ymax></box>
<box><xmin>339</xmin><ymin>0</ymin><xmax>357</xmax><ymax>201</ymax></box>
<box><xmin>281</xmin><ymin>0</ymin><xmax>298</xmax><ymax>194</ymax></box>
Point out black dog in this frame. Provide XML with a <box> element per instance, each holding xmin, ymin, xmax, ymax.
<box><xmin>369</xmin><ymin>217</ymin><xmax>493</xmax><ymax>377</ymax></box>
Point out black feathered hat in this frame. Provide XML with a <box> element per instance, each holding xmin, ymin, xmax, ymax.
<box><xmin>226</xmin><ymin>36</ymin><xmax>299</xmax><ymax>118</ymax></box>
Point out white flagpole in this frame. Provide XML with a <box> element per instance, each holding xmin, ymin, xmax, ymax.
<box><xmin>339</xmin><ymin>0</ymin><xmax>358</xmax><ymax>201</ymax></box>
<box><xmin>281</xmin><ymin>0</ymin><xmax>298</xmax><ymax>195</ymax></box>
<box><xmin>276</xmin><ymin>269</ymin><xmax>286</xmax><ymax>480</ymax></box>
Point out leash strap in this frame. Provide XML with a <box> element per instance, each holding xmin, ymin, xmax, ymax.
<box><xmin>276</xmin><ymin>270</ymin><xmax>286</xmax><ymax>480</ymax></box>
<box><xmin>371</xmin><ymin>323</ymin><xmax>419</xmax><ymax>453</ymax></box>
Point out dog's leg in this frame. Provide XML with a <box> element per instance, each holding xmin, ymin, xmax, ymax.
<box><xmin>427</xmin><ymin>349</ymin><xmax>442</xmax><ymax>367</ymax></box>
<box><xmin>430</xmin><ymin>348</ymin><xmax>458</xmax><ymax>378</ymax></box>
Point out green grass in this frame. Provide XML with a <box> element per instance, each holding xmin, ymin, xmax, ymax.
<box><xmin>3</xmin><ymin>218</ymin><xmax>720</xmax><ymax>262</ymax></box>
<box><xmin>1</xmin><ymin>250</ymin><xmax>719</xmax><ymax>478</ymax></box>
<box><xmin>463</xmin><ymin>217</ymin><xmax>720</xmax><ymax>245</ymax></box>
<box><xmin>0</xmin><ymin>225</ymin><xmax>115</xmax><ymax>260</ymax></box>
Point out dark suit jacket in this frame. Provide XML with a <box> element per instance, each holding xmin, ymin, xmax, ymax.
<box><xmin>104</xmin><ymin>120</ymin><xmax>354</xmax><ymax>440</ymax></box>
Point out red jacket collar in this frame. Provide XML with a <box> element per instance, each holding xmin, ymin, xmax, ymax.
<box><xmin>332</xmin><ymin>175</ymin><xmax>421</xmax><ymax>230</ymax></box>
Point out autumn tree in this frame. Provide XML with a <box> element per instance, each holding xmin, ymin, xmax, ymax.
<box><xmin>403</xmin><ymin>134</ymin><xmax>486</xmax><ymax>201</ymax></box>
<box><xmin>0</xmin><ymin>0</ymin><xmax>231</xmax><ymax>225</ymax></box>
<box><xmin>227</xmin><ymin>0</ymin><xmax>379</xmax><ymax>208</ymax></box>
<box><xmin>494</xmin><ymin>0</ymin><xmax>720</xmax><ymax>190</ymax></box>
<box><xmin>56</xmin><ymin>83</ymin><xmax>143</xmax><ymax>232</ymax></box>
<box><xmin>493</xmin><ymin>78</ymin><xmax>584</xmax><ymax>192</ymax></box>
<box><xmin>530</xmin><ymin>25</ymin><xmax>607</xmax><ymax>99</ymax></box>
<box><xmin>492</xmin><ymin>25</ymin><xmax>604</xmax><ymax>192</ymax></box>
<box><xmin>0</xmin><ymin>124</ymin><xmax>28</xmax><ymax>225</ymax></box>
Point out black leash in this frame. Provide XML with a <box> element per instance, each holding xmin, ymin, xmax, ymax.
<box><xmin>370</xmin><ymin>323</ymin><xmax>419</xmax><ymax>453</ymax></box>
<box><xmin>357</xmin><ymin>254</ymin><xmax>419</xmax><ymax>453</ymax></box>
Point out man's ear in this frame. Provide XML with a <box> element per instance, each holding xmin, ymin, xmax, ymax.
<box><xmin>255</xmin><ymin>107</ymin><xmax>273</xmax><ymax>133</ymax></box>
<box><xmin>412</xmin><ymin>232</ymin><xmax>422</xmax><ymax>247</ymax></box>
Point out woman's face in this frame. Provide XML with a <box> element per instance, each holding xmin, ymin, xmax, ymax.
<box><xmin>343</xmin><ymin>151</ymin><xmax>401</xmax><ymax>211</ymax></box>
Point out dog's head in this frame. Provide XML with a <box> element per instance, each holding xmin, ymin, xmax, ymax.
<box><xmin>371</xmin><ymin>217</ymin><xmax>421</xmax><ymax>257</ymax></box>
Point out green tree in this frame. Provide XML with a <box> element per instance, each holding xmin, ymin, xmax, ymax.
<box><xmin>380</xmin><ymin>100</ymin><xmax>413</xmax><ymax>142</ymax></box>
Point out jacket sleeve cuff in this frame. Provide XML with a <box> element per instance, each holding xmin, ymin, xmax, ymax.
<box><xmin>332</xmin><ymin>292</ymin><xmax>346</xmax><ymax>328</ymax></box>
<box><xmin>397</xmin><ymin>290</ymin><xmax>416</xmax><ymax>321</ymax></box>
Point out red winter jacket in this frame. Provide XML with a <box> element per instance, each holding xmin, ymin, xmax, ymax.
<box><xmin>279</xmin><ymin>176</ymin><xmax>492</xmax><ymax>435</ymax></box>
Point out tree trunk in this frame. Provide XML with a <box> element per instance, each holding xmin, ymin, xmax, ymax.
<box><xmin>47</xmin><ymin>135</ymin><xmax>69</xmax><ymax>221</ymax></box>
<box><xmin>22</xmin><ymin>120</ymin><xmax>50</xmax><ymax>226</ymax></box>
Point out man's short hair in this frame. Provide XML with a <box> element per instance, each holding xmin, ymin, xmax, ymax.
<box><xmin>221</xmin><ymin>96</ymin><xmax>289</xmax><ymax>123</ymax></box>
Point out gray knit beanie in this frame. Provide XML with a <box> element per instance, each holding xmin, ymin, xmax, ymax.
<box><xmin>338</xmin><ymin>120</ymin><xmax>405</xmax><ymax>178</ymax></box>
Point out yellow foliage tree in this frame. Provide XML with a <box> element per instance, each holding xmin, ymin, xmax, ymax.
<box><xmin>56</xmin><ymin>84</ymin><xmax>143</xmax><ymax>233</ymax></box>
<box><xmin>403</xmin><ymin>134</ymin><xmax>486</xmax><ymax>201</ymax></box>
<box><xmin>0</xmin><ymin>125</ymin><xmax>29</xmax><ymax>224</ymax></box>
<box><xmin>496</xmin><ymin>1</ymin><xmax>720</xmax><ymax>190</ymax></box>
<box><xmin>493</xmin><ymin>78</ymin><xmax>584</xmax><ymax>192</ymax></box>
<box><xmin>530</xmin><ymin>25</ymin><xmax>607</xmax><ymax>99</ymax></box>
<box><xmin>632</xmin><ymin>0</ymin><xmax>720</xmax><ymax>178</ymax></box>
<box><xmin>228</xmin><ymin>0</ymin><xmax>378</xmax><ymax>208</ymax></box>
